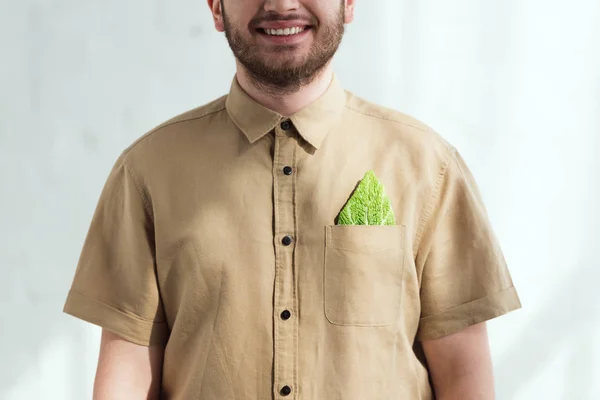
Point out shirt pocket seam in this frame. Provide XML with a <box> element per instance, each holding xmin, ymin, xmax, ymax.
<box><xmin>323</xmin><ymin>224</ymin><xmax>406</xmax><ymax>327</ymax></box>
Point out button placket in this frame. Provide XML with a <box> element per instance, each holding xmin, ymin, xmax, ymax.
<box><xmin>272</xmin><ymin>120</ymin><xmax>299</xmax><ymax>398</ymax></box>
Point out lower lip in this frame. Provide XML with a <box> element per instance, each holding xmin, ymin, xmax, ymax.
<box><xmin>257</xmin><ymin>28</ymin><xmax>312</xmax><ymax>45</ymax></box>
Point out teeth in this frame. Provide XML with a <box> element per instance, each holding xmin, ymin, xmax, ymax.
<box><xmin>264</xmin><ymin>27</ymin><xmax>306</xmax><ymax>36</ymax></box>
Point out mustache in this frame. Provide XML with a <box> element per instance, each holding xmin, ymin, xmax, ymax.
<box><xmin>250</xmin><ymin>13</ymin><xmax>316</xmax><ymax>28</ymax></box>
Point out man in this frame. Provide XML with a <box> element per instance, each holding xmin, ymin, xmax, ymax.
<box><xmin>63</xmin><ymin>0</ymin><xmax>521</xmax><ymax>399</ymax></box>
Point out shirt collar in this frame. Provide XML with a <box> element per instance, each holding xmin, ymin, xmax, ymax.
<box><xmin>225</xmin><ymin>73</ymin><xmax>347</xmax><ymax>150</ymax></box>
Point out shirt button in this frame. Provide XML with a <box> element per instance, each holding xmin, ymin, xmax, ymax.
<box><xmin>280</xmin><ymin>310</ymin><xmax>291</xmax><ymax>320</ymax></box>
<box><xmin>283</xmin><ymin>166</ymin><xmax>293</xmax><ymax>175</ymax></box>
<box><xmin>280</xmin><ymin>120</ymin><xmax>291</xmax><ymax>131</ymax></box>
<box><xmin>280</xmin><ymin>385</ymin><xmax>292</xmax><ymax>396</ymax></box>
<box><xmin>282</xmin><ymin>235</ymin><xmax>293</xmax><ymax>246</ymax></box>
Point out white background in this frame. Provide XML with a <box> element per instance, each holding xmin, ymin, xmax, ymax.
<box><xmin>1</xmin><ymin>0</ymin><xmax>599</xmax><ymax>399</ymax></box>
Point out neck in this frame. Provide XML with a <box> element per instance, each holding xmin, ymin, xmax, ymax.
<box><xmin>234</xmin><ymin>62</ymin><xmax>334</xmax><ymax>117</ymax></box>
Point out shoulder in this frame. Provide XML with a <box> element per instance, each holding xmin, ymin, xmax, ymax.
<box><xmin>122</xmin><ymin>94</ymin><xmax>228</xmax><ymax>157</ymax></box>
<box><xmin>344</xmin><ymin>91</ymin><xmax>457</xmax><ymax>164</ymax></box>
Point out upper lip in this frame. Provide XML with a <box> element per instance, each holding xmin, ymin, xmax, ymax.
<box><xmin>256</xmin><ymin>20</ymin><xmax>312</xmax><ymax>30</ymax></box>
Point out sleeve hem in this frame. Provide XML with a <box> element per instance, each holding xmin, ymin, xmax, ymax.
<box><xmin>416</xmin><ymin>286</ymin><xmax>522</xmax><ymax>341</ymax></box>
<box><xmin>63</xmin><ymin>290</ymin><xmax>169</xmax><ymax>346</ymax></box>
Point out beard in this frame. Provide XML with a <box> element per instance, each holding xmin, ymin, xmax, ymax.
<box><xmin>221</xmin><ymin>0</ymin><xmax>345</xmax><ymax>95</ymax></box>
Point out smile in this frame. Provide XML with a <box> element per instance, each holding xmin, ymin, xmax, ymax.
<box><xmin>260</xmin><ymin>26</ymin><xmax>308</xmax><ymax>36</ymax></box>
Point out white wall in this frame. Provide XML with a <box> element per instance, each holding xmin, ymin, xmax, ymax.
<box><xmin>1</xmin><ymin>0</ymin><xmax>599</xmax><ymax>399</ymax></box>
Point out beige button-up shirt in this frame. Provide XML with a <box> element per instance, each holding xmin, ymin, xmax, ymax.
<box><xmin>63</xmin><ymin>74</ymin><xmax>521</xmax><ymax>399</ymax></box>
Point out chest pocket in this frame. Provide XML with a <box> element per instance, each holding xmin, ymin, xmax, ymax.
<box><xmin>323</xmin><ymin>224</ymin><xmax>406</xmax><ymax>326</ymax></box>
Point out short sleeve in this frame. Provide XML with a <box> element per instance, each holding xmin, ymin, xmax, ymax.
<box><xmin>415</xmin><ymin>148</ymin><xmax>521</xmax><ymax>341</ymax></box>
<box><xmin>63</xmin><ymin>151</ymin><xmax>169</xmax><ymax>346</ymax></box>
